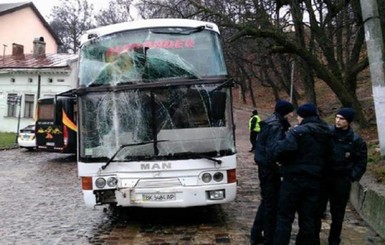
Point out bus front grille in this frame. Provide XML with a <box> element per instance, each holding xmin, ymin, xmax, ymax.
<box><xmin>135</xmin><ymin>178</ymin><xmax>182</xmax><ymax>188</ymax></box>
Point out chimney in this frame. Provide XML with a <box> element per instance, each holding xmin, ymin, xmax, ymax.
<box><xmin>33</xmin><ymin>37</ymin><xmax>46</xmax><ymax>58</ymax></box>
<box><xmin>12</xmin><ymin>43</ymin><xmax>25</xmax><ymax>60</ymax></box>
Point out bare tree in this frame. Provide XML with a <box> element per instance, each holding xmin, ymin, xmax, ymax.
<box><xmin>50</xmin><ymin>0</ymin><xmax>95</xmax><ymax>54</ymax></box>
<box><xmin>95</xmin><ymin>0</ymin><xmax>134</xmax><ymax>26</ymax></box>
<box><xmin>187</xmin><ymin>0</ymin><xmax>369</xmax><ymax>126</ymax></box>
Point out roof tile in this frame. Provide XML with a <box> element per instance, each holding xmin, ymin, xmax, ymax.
<box><xmin>0</xmin><ymin>53</ymin><xmax>78</xmax><ymax>69</ymax></box>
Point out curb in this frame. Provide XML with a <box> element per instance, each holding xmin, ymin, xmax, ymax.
<box><xmin>0</xmin><ymin>146</ymin><xmax>19</xmax><ymax>151</ymax></box>
<box><xmin>350</xmin><ymin>173</ymin><xmax>385</xmax><ymax>239</ymax></box>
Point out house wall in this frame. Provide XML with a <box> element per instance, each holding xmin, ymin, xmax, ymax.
<box><xmin>0</xmin><ymin>7</ymin><xmax>57</xmax><ymax>55</ymax></box>
<box><xmin>0</xmin><ymin>70</ymin><xmax>76</xmax><ymax>132</ymax></box>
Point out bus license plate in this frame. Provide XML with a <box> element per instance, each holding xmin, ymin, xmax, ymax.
<box><xmin>142</xmin><ymin>193</ymin><xmax>176</xmax><ymax>201</ymax></box>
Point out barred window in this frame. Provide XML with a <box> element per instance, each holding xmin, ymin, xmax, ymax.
<box><xmin>7</xmin><ymin>93</ymin><xmax>18</xmax><ymax>117</ymax></box>
<box><xmin>24</xmin><ymin>94</ymin><xmax>35</xmax><ymax>118</ymax></box>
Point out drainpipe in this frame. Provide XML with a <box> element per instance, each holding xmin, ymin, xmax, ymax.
<box><xmin>37</xmin><ymin>75</ymin><xmax>41</xmax><ymax>99</ymax></box>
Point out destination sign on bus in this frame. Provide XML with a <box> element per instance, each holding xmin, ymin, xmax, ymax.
<box><xmin>106</xmin><ymin>38</ymin><xmax>195</xmax><ymax>57</ymax></box>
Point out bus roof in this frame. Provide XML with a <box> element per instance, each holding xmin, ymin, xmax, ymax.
<box><xmin>80</xmin><ymin>18</ymin><xmax>220</xmax><ymax>46</ymax></box>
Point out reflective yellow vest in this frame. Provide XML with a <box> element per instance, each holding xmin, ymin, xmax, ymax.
<box><xmin>248</xmin><ymin>115</ymin><xmax>261</xmax><ymax>132</ymax></box>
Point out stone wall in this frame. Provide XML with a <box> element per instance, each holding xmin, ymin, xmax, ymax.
<box><xmin>350</xmin><ymin>173</ymin><xmax>385</xmax><ymax>239</ymax></box>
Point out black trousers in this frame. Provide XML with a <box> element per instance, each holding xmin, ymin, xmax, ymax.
<box><xmin>251</xmin><ymin>165</ymin><xmax>281</xmax><ymax>245</ymax></box>
<box><xmin>314</xmin><ymin>177</ymin><xmax>329</xmax><ymax>245</ymax></box>
<box><xmin>250</xmin><ymin>131</ymin><xmax>258</xmax><ymax>150</ymax></box>
<box><xmin>250</xmin><ymin>201</ymin><xmax>264</xmax><ymax>244</ymax></box>
<box><xmin>315</xmin><ymin>174</ymin><xmax>351</xmax><ymax>245</ymax></box>
<box><xmin>274</xmin><ymin>175</ymin><xmax>321</xmax><ymax>245</ymax></box>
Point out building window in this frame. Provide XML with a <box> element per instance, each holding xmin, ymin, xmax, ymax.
<box><xmin>57</xmin><ymin>79</ymin><xmax>65</xmax><ymax>82</ymax></box>
<box><xmin>10</xmin><ymin>78</ymin><xmax>15</xmax><ymax>83</ymax></box>
<box><xmin>28</xmin><ymin>78</ymin><xmax>33</xmax><ymax>83</ymax></box>
<box><xmin>7</xmin><ymin>93</ymin><xmax>18</xmax><ymax>117</ymax></box>
<box><xmin>48</xmin><ymin>78</ymin><xmax>53</xmax><ymax>83</ymax></box>
<box><xmin>24</xmin><ymin>94</ymin><xmax>35</xmax><ymax>118</ymax></box>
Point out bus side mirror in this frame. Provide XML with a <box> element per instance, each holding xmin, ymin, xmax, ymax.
<box><xmin>211</xmin><ymin>91</ymin><xmax>226</xmax><ymax>120</ymax></box>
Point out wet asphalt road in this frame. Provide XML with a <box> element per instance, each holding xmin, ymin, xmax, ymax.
<box><xmin>0</xmin><ymin>108</ymin><xmax>384</xmax><ymax>245</ymax></box>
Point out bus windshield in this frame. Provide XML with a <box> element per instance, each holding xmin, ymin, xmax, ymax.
<box><xmin>79</xmin><ymin>85</ymin><xmax>235</xmax><ymax>161</ymax></box>
<box><xmin>78</xmin><ymin>27</ymin><xmax>227</xmax><ymax>86</ymax></box>
<box><xmin>37</xmin><ymin>103</ymin><xmax>55</xmax><ymax>120</ymax></box>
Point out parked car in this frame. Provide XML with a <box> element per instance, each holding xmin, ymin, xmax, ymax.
<box><xmin>17</xmin><ymin>124</ymin><xmax>36</xmax><ymax>150</ymax></box>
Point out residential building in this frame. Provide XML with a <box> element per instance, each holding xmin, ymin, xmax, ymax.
<box><xmin>0</xmin><ymin>1</ymin><xmax>60</xmax><ymax>55</ymax></box>
<box><xmin>0</xmin><ymin>39</ymin><xmax>78</xmax><ymax>132</ymax></box>
<box><xmin>0</xmin><ymin>2</ymin><xmax>77</xmax><ymax>133</ymax></box>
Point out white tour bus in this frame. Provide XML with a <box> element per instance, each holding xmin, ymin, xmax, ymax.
<box><xmin>77</xmin><ymin>18</ymin><xmax>237</xmax><ymax>208</ymax></box>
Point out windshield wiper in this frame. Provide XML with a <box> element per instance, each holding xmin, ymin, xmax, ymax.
<box><xmin>100</xmin><ymin>140</ymin><xmax>168</xmax><ymax>170</ymax></box>
<box><xmin>116</xmin><ymin>81</ymin><xmax>135</xmax><ymax>86</ymax></box>
<box><xmin>211</xmin><ymin>79</ymin><xmax>237</xmax><ymax>92</ymax></box>
<box><xmin>151</xmin><ymin>26</ymin><xmax>206</xmax><ymax>35</ymax></box>
<box><xmin>87</xmin><ymin>80</ymin><xmax>114</xmax><ymax>87</ymax></box>
<box><xmin>185</xmin><ymin>151</ymin><xmax>222</xmax><ymax>165</ymax></box>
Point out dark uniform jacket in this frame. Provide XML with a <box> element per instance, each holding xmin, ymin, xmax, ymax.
<box><xmin>330</xmin><ymin>126</ymin><xmax>367</xmax><ymax>182</ymax></box>
<box><xmin>272</xmin><ymin>116</ymin><xmax>333</xmax><ymax>178</ymax></box>
<box><xmin>254</xmin><ymin>112</ymin><xmax>290</xmax><ymax>167</ymax></box>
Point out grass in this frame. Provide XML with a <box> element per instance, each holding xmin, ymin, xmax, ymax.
<box><xmin>0</xmin><ymin>132</ymin><xmax>17</xmax><ymax>148</ymax></box>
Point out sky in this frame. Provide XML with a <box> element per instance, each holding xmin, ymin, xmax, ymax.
<box><xmin>0</xmin><ymin>0</ymin><xmax>112</xmax><ymax>22</ymax></box>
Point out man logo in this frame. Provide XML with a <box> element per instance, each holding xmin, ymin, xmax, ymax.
<box><xmin>141</xmin><ymin>162</ymin><xmax>172</xmax><ymax>170</ymax></box>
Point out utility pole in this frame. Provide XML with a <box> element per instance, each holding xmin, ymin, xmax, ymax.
<box><xmin>360</xmin><ymin>0</ymin><xmax>385</xmax><ymax>156</ymax></box>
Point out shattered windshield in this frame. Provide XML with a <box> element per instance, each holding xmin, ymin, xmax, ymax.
<box><xmin>78</xmin><ymin>85</ymin><xmax>235</xmax><ymax>161</ymax></box>
<box><xmin>78</xmin><ymin>27</ymin><xmax>227</xmax><ymax>86</ymax></box>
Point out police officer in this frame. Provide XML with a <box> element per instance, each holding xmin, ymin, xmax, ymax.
<box><xmin>249</xmin><ymin>110</ymin><xmax>261</xmax><ymax>152</ymax></box>
<box><xmin>272</xmin><ymin>103</ymin><xmax>333</xmax><ymax>245</ymax></box>
<box><xmin>315</xmin><ymin>107</ymin><xmax>367</xmax><ymax>245</ymax></box>
<box><xmin>250</xmin><ymin>99</ymin><xmax>294</xmax><ymax>245</ymax></box>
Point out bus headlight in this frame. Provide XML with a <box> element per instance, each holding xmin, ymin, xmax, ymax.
<box><xmin>202</xmin><ymin>173</ymin><xmax>212</xmax><ymax>183</ymax></box>
<box><xmin>213</xmin><ymin>172</ymin><xmax>224</xmax><ymax>182</ymax></box>
<box><xmin>95</xmin><ymin>178</ymin><xmax>106</xmax><ymax>188</ymax></box>
<box><xmin>107</xmin><ymin>177</ymin><xmax>118</xmax><ymax>187</ymax></box>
